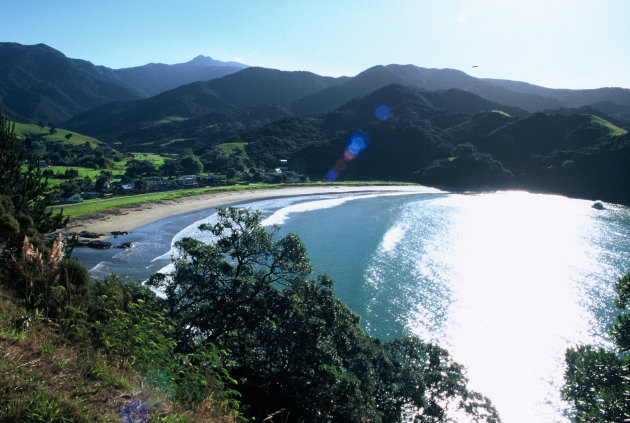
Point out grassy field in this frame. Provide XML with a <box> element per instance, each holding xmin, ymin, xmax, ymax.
<box><xmin>14</xmin><ymin>122</ymin><xmax>104</xmax><ymax>148</ymax></box>
<box><xmin>115</xmin><ymin>152</ymin><xmax>172</xmax><ymax>169</ymax></box>
<box><xmin>490</xmin><ymin>109</ymin><xmax>511</xmax><ymax>117</ymax></box>
<box><xmin>152</xmin><ymin>116</ymin><xmax>188</xmax><ymax>126</ymax></box>
<box><xmin>52</xmin><ymin>181</ymin><xmax>415</xmax><ymax>219</ymax></box>
<box><xmin>590</xmin><ymin>115</ymin><xmax>628</xmax><ymax>136</ymax></box>
<box><xmin>216</xmin><ymin>142</ymin><xmax>249</xmax><ymax>158</ymax></box>
<box><xmin>43</xmin><ymin>166</ymin><xmax>124</xmax><ymax>187</ymax></box>
<box><xmin>43</xmin><ymin>152</ymin><xmax>172</xmax><ymax>186</ymax></box>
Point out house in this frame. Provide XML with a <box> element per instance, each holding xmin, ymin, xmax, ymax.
<box><xmin>196</xmin><ymin>174</ymin><xmax>227</xmax><ymax>186</ymax></box>
<box><xmin>61</xmin><ymin>193</ymin><xmax>83</xmax><ymax>203</ymax></box>
<box><xmin>145</xmin><ymin>178</ymin><xmax>177</xmax><ymax>192</ymax></box>
<box><xmin>177</xmin><ymin>176</ymin><xmax>198</xmax><ymax>188</ymax></box>
<box><xmin>82</xmin><ymin>191</ymin><xmax>101</xmax><ymax>200</ymax></box>
<box><xmin>111</xmin><ymin>182</ymin><xmax>135</xmax><ymax>195</ymax></box>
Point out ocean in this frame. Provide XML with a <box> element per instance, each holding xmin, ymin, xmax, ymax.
<box><xmin>73</xmin><ymin>190</ymin><xmax>630</xmax><ymax>422</ymax></box>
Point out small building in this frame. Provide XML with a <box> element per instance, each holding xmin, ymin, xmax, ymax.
<box><xmin>196</xmin><ymin>174</ymin><xmax>227</xmax><ymax>186</ymax></box>
<box><xmin>82</xmin><ymin>191</ymin><xmax>101</xmax><ymax>200</ymax></box>
<box><xmin>177</xmin><ymin>176</ymin><xmax>198</xmax><ymax>188</ymax></box>
<box><xmin>145</xmin><ymin>178</ymin><xmax>177</xmax><ymax>192</ymax></box>
<box><xmin>61</xmin><ymin>193</ymin><xmax>83</xmax><ymax>203</ymax></box>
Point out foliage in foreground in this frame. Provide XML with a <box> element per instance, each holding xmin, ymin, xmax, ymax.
<box><xmin>0</xmin><ymin>284</ymin><xmax>238</xmax><ymax>423</ymax></box>
<box><xmin>0</xmin><ymin>108</ymin><xmax>67</xmax><ymax>250</ymax></box>
<box><xmin>1</xmin><ymin>108</ymin><xmax>238</xmax><ymax>422</ymax></box>
<box><xmin>149</xmin><ymin>207</ymin><xmax>500</xmax><ymax>422</ymax></box>
<box><xmin>563</xmin><ymin>271</ymin><xmax>630</xmax><ymax>421</ymax></box>
<box><xmin>2</xmin><ymin>104</ymin><xmax>498</xmax><ymax>421</ymax></box>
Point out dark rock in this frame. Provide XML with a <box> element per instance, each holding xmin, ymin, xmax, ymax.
<box><xmin>111</xmin><ymin>231</ymin><xmax>130</xmax><ymax>238</ymax></box>
<box><xmin>116</xmin><ymin>242</ymin><xmax>134</xmax><ymax>249</ymax></box>
<box><xmin>87</xmin><ymin>240</ymin><xmax>112</xmax><ymax>249</ymax></box>
<box><xmin>79</xmin><ymin>230</ymin><xmax>103</xmax><ymax>239</ymax></box>
<box><xmin>592</xmin><ymin>201</ymin><xmax>606</xmax><ymax>210</ymax></box>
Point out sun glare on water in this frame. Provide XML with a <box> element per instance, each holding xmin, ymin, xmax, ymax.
<box><xmin>404</xmin><ymin>191</ymin><xmax>607</xmax><ymax>422</ymax></box>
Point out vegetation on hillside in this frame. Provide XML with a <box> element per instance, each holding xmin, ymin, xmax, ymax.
<box><xmin>563</xmin><ymin>271</ymin><xmax>630</xmax><ymax>421</ymax></box>
<box><xmin>1</xmin><ymin>108</ymin><xmax>240</xmax><ymax>422</ymax></box>
<box><xmin>146</xmin><ymin>206</ymin><xmax>499</xmax><ymax>422</ymax></box>
<box><xmin>1</xmin><ymin>108</ymin><xmax>501</xmax><ymax>421</ymax></box>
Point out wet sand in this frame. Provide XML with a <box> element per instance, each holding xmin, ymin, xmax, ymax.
<box><xmin>63</xmin><ymin>185</ymin><xmax>431</xmax><ymax>238</ymax></box>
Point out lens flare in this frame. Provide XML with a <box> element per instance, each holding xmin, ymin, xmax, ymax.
<box><xmin>325</xmin><ymin>130</ymin><xmax>370</xmax><ymax>181</ymax></box>
<box><xmin>375</xmin><ymin>104</ymin><xmax>391</xmax><ymax>120</ymax></box>
<box><xmin>120</xmin><ymin>399</ymin><xmax>149</xmax><ymax>423</ymax></box>
<box><xmin>335</xmin><ymin>159</ymin><xmax>348</xmax><ymax>171</ymax></box>
<box><xmin>325</xmin><ymin>168</ymin><xmax>340</xmax><ymax>182</ymax></box>
<box><xmin>346</xmin><ymin>130</ymin><xmax>371</xmax><ymax>155</ymax></box>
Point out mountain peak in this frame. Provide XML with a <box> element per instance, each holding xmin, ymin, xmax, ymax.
<box><xmin>186</xmin><ymin>55</ymin><xmax>247</xmax><ymax>68</ymax></box>
<box><xmin>189</xmin><ymin>55</ymin><xmax>216</xmax><ymax>65</ymax></box>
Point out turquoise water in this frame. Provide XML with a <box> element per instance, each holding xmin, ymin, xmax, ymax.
<box><xmin>75</xmin><ymin>190</ymin><xmax>630</xmax><ymax>422</ymax></box>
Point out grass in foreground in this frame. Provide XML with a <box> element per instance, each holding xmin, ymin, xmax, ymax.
<box><xmin>0</xmin><ymin>287</ymin><xmax>238</xmax><ymax>423</ymax></box>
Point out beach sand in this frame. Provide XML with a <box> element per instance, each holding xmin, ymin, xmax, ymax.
<box><xmin>63</xmin><ymin>185</ymin><xmax>433</xmax><ymax>238</ymax></box>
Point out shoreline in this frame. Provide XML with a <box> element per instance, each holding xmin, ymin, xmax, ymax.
<box><xmin>62</xmin><ymin>185</ymin><xmax>435</xmax><ymax>238</ymax></box>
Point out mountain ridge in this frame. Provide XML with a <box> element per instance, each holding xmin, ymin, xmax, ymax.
<box><xmin>2</xmin><ymin>41</ymin><xmax>630</xmax><ymax>135</ymax></box>
<box><xmin>0</xmin><ymin>42</ymin><xmax>248</xmax><ymax>122</ymax></box>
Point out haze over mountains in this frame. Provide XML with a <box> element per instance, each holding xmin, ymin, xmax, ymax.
<box><xmin>2</xmin><ymin>42</ymin><xmax>630</xmax><ymax>127</ymax></box>
<box><xmin>2</xmin><ymin>41</ymin><xmax>630</xmax><ymax>205</ymax></box>
<box><xmin>0</xmin><ymin>42</ymin><xmax>247</xmax><ymax>123</ymax></box>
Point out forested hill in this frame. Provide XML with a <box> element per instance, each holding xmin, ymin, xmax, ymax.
<box><xmin>4</xmin><ymin>42</ymin><xmax>630</xmax><ymax>127</ymax></box>
<box><xmin>237</xmin><ymin>83</ymin><xmax>630</xmax><ymax>205</ymax></box>
<box><xmin>0</xmin><ymin>43</ymin><xmax>143</xmax><ymax>124</ymax></box>
<box><xmin>291</xmin><ymin>64</ymin><xmax>630</xmax><ymax>121</ymax></box>
<box><xmin>0</xmin><ymin>42</ymin><xmax>247</xmax><ymax>123</ymax></box>
<box><xmin>64</xmin><ymin>67</ymin><xmax>347</xmax><ymax>142</ymax></box>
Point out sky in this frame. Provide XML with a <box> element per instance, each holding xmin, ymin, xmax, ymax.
<box><xmin>2</xmin><ymin>0</ymin><xmax>629</xmax><ymax>89</ymax></box>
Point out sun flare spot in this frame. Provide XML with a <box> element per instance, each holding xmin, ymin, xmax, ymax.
<box><xmin>456</xmin><ymin>12</ymin><xmax>467</xmax><ymax>23</ymax></box>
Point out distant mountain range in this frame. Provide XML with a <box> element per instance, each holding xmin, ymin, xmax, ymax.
<box><xmin>2</xmin><ymin>42</ymin><xmax>630</xmax><ymax>205</ymax></box>
<box><xmin>2</xmin><ymin>42</ymin><xmax>630</xmax><ymax>127</ymax></box>
<box><xmin>0</xmin><ymin>42</ymin><xmax>247</xmax><ymax>123</ymax></box>
<box><xmin>236</xmin><ymin>83</ymin><xmax>630</xmax><ymax>205</ymax></box>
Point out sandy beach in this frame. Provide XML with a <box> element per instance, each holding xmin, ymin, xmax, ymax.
<box><xmin>63</xmin><ymin>185</ymin><xmax>434</xmax><ymax>238</ymax></box>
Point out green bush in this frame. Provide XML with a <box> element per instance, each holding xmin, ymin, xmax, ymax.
<box><xmin>2</xmin><ymin>391</ymin><xmax>90</xmax><ymax>423</ymax></box>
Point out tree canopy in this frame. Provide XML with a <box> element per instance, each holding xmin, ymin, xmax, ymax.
<box><xmin>563</xmin><ymin>272</ymin><xmax>630</xmax><ymax>421</ymax></box>
<box><xmin>149</xmin><ymin>207</ymin><xmax>500</xmax><ymax>422</ymax></box>
<box><xmin>0</xmin><ymin>108</ymin><xmax>66</xmax><ymax>246</ymax></box>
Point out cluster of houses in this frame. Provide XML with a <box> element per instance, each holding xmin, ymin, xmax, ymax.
<box><xmin>58</xmin><ymin>166</ymin><xmax>309</xmax><ymax>204</ymax></box>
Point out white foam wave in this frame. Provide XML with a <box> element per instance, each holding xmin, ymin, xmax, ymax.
<box><xmin>380</xmin><ymin>225</ymin><xmax>406</xmax><ymax>252</ymax></box>
<box><xmin>148</xmin><ymin>191</ymin><xmax>429</xmax><ymax>274</ymax></box>
<box><xmin>262</xmin><ymin>197</ymin><xmax>353</xmax><ymax>226</ymax></box>
<box><xmin>262</xmin><ymin>191</ymin><xmax>423</xmax><ymax>226</ymax></box>
<box><xmin>155</xmin><ymin>262</ymin><xmax>175</xmax><ymax>276</ymax></box>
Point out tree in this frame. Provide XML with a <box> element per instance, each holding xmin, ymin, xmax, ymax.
<box><xmin>179</xmin><ymin>154</ymin><xmax>204</xmax><ymax>175</ymax></box>
<box><xmin>148</xmin><ymin>207</ymin><xmax>499</xmax><ymax>422</ymax></box>
<box><xmin>94</xmin><ymin>175</ymin><xmax>110</xmax><ymax>193</ymax></box>
<box><xmin>0</xmin><ymin>108</ymin><xmax>66</xmax><ymax>245</ymax></box>
<box><xmin>124</xmin><ymin>159</ymin><xmax>157</xmax><ymax>179</ymax></box>
<box><xmin>563</xmin><ymin>272</ymin><xmax>630</xmax><ymax>421</ymax></box>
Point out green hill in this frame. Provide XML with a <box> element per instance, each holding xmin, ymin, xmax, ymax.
<box><xmin>14</xmin><ymin>122</ymin><xmax>105</xmax><ymax>148</ymax></box>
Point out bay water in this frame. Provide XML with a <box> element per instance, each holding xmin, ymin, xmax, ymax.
<box><xmin>74</xmin><ymin>190</ymin><xmax>630</xmax><ymax>422</ymax></box>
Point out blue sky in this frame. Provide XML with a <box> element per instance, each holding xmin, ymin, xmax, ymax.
<box><xmin>2</xmin><ymin>0</ymin><xmax>629</xmax><ymax>89</ymax></box>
